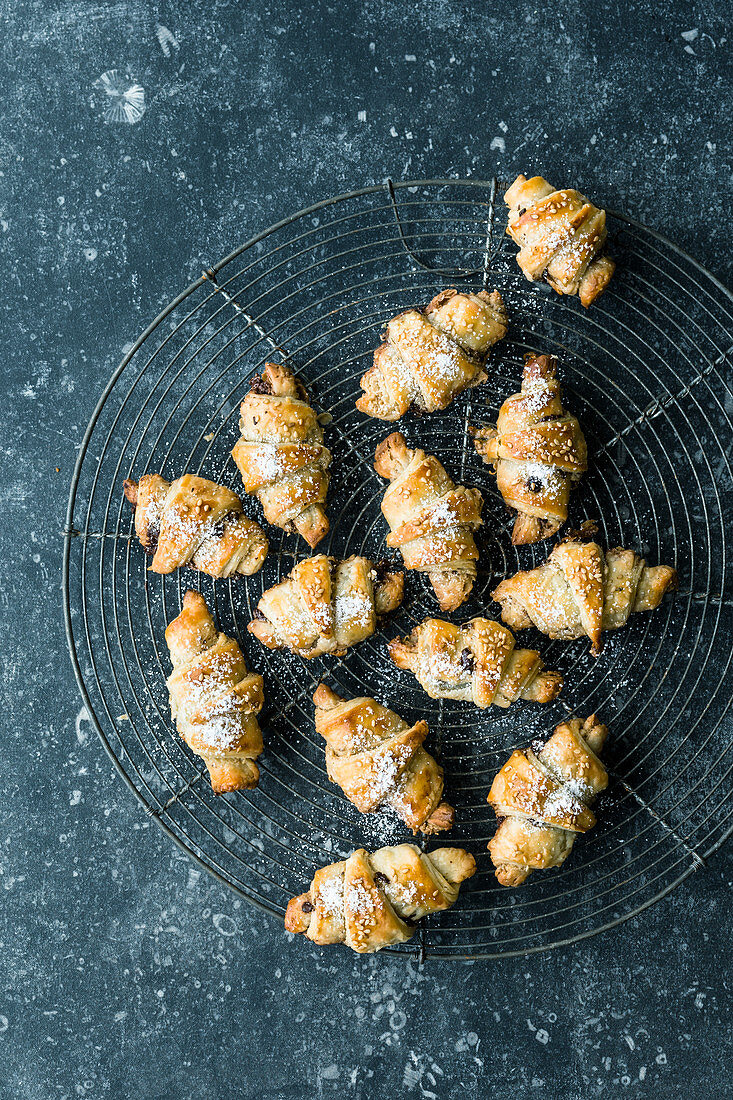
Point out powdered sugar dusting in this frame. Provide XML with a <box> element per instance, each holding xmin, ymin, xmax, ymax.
<box><xmin>334</xmin><ymin>591</ymin><xmax>373</xmax><ymax>632</ymax></box>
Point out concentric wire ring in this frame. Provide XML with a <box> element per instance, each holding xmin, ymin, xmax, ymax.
<box><xmin>63</xmin><ymin>179</ymin><xmax>733</xmax><ymax>959</ymax></box>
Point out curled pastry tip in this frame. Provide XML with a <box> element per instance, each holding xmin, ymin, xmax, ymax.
<box><xmin>527</xmin><ymin>669</ymin><xmax>564</xmax><ymax>703</ymax></box>
<box><xmin>373</xmin><ymin>431</ymin><xmax>410</xmax><ymax>478</ymax></box>
<box><xmin>432</xmin><ymin>572</ymin><xmax>475</xmax><ymax>613</ymax></box>
<box><xmin>511</xmin><ymin>514</ymin><xmax>562</xmax><ymax>545</ymax></box>
<box><xmin>207</xmin><ymin>760</ymin><xmax>260</xmax><ymax>795</ymax></box>
<box><xmin>494</xmin><ymin>863</ymin><xmax>531</xmax><ymax>888</ymax></box>
<box><xmin>284</xmin><ymin>893</ymin><xmax>312</xmax><ymax>934</ymax></box>
<box><xmin>293</xmin><ymin>505</ymin><xmax>329</xmax><ymax>548</ymax></box>
<box><xmin>523</xmin><ymin>352</ymin><xmax>558</xmax><ymax>381</ymax></box>
<box><xmin>312</xmin><ymin>682</ymin><xmax>341</xmax><ymax>709</ymax></box>
<box><xmin>122</xmin><ymin>478</ymin><xmax>139</xmax><ymax>506</ymax></box>
<box><xmin>421</xmin><ymin>802</ymin><xmax>455</xmax><ymax>834</ymax></box>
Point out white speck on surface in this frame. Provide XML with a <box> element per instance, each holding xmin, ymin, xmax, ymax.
<box><xmin>212</xmin><ymin>913</ymin><xmax>238</xmax><ymax>937</ymax></box>
<box><xmin>75</xmin><ymin>706</ymin><xmax>90</xmax><ymax>744</ymax></box>
<box><xmin>93</xmin><ymin>70</ymin><xmax>146</xmax><ymax>125</ymax></box>
<box><xmin>490</xmin><ymin>136</ymin><xmax>505</xmax><ymax>152</ymax></box>
<box><xmin>156</xmin><ymin>24</ymin><xmax>180</xmax><ymax>56</ymax></box>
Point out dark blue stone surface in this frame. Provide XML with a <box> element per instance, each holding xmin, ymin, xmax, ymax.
<box><xmin>1</xmin><ymin>2</ymin><xmax>731</xmax><ymax>1097</ymax></box>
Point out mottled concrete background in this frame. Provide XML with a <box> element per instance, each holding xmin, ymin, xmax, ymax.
<box><xmin>2</xmin><ymin>2</ymin><xmax>732</xmax><ymax>1098</ymax></box>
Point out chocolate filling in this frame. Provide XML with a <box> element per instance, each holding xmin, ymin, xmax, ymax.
<box><xmin>250</xmin><ymin>374</ymin><xmax>273</xmax><ymax>395</ymax></box>
<box><xmin>143</xmin><ymin>523</ymin><xmax>160</xmax><ymax>556</ymax></box>
<box><xmin>372</xmin><ymin>558</ymin><xmax>394</xmax><ymax>585</ymax></box>
<box><xmin>373</xmin><ymin>872</ymin><xmax>390</xmax><ymax>887</ymax></box>
<box><xmin>209</xmin><ymin>509</ymin><xmax>241</xmax><ymax>539</ymax></box>
<box><xmin>526</xmin><ymin>477</ymin><xmax>544</xmax><ymax>493</ymax></box>
<box><xmin>252</xmin><ymin>608</ymin><xmax>267</xmax><ymax>622</ymax></box>
<box><xmin>459</xmin><ymin>647</ymin><xmax>475</xmax><ymax>674</ymax></box>
<box><xmin>301</xmin><ymin>900</ymin><xmax>314</xmax><ymax>913</ymax></box>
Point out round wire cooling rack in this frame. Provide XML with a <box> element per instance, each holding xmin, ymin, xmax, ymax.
<box><xmin>63</xmin><ymin>178</ymin><xmax>733</xmax><ymax>960</ymax></box>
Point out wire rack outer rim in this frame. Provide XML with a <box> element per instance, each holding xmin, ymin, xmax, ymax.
<box><xmin>62</xmin><ymin>177</ymin><xmax>733</xmax><ymax>963</ymax></box>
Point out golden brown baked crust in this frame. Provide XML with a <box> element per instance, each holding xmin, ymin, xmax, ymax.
<box><xmin>388</xmin><ymin>616</ymin><xmax>563</xmax><ymax>709</ymax></box>
<box><xmin>285</xmin><ymin>843</ymin><xmax>475</xmax><ymax>952</ymax></box>
<box><xmin>313</xmin><ymin>684</ymin><xmax>454</xmax><ymax>834</ymax></box>
<box><xmin>472</xmin><ymin>353</ymin><xmax>586</xmax><ymax>544</ymax></box>
<box><xmin>487</xmin><ymin>716</ymin><xmax>608</xmax><ymax>885</ymax></box>
<box><xmin>493</xmin><ymin>526</ymin><xmax>677</xmax><ymax>655</ymax></box>
<box><xmin>357</xmin><ymin>288</ymin><xmax>507</xmax><ymax>420</ymax></box>
<box><xmin>248</xmin><ymin>554</ymin><xmax>404</xmax><ymax>658</ymax></box>
<box><xmin>124</xmin><ymin>473</ymin><xmax>268</xmax><ymax>576</ymax></box>
<box><xmin>504</xmin><ymin>174</ymin><xmax>615</xmax><ymax>307</ymax></box>
<box><xmin>374</xmin><ymin>431</ymin><xmax>483</xmax><ymax>611</ymax></box>
<box><xmin>231</xmin><ymin>362</ymin><xmax>331</xmax><ymax>547</ymax></box>
<box><xmin>165</xmin><ymin>591</ymin><xmax>264</xmax><ymax>793</ymax></box>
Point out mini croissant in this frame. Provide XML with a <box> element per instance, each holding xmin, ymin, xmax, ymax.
<box><xmin>285</xmin><ymin>844</ymin><xmax>476</xmax><ymax>952</ymax></box>
<box><xmin>504</xmin><ymin>174</ymin><xmax>615</xmax><ymax>307</ymax></box>
<box><xmin>313</xmin><ymin>684</ymin><xmax>454</xmax><ymax>834</ymax></box>
<box><xmin>473</xmin><ymin>353</ymin><xmax>586</xmax><ymax>544</ymax></box>
<box><xmin>123</xmin><ymin>474</ymin><xmax>268</xmax><ymax>577</ymax></box>
<box><xmin>357</xmin><ymin>288</ymin><xmax>508</xmax><ymax>420</ymax></box>
<box><xmin>388</xmin><ymin>617</ymin><xmax>563</xmax><ymax>709</ymax></box>
<box><xmin>165</xmin><ymin>591</ymin><xmax>264</xmax><ymax>793</ymax></box>
<box><xmin>248</xmin><ymin>554</ymin><xmax>404</xmax><ymax>658</ymax></box>
<box><xmin>493</xmin><ymin>526</ymin><xmax>677</xmax><ymax>655</ymax></box>
<box><xmin>231</xmin><ymin>362</ymin><xmax>331</xmax><ymax>547</ymax></box>
<box><xmin>374</xmin><ymin>432</ymin><xmax>483</xmax><ymax>611</ymax></box>
<box><xmin>487</xmin><ymin>715</ymin><xmax>608</xmax><ymax>885</ymax></box>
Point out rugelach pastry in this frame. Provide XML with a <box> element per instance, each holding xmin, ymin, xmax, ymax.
<box><xmin>357</xmin><ymin>287</ymin><xmax>507</xmax><ymax>420</ymax></box>
<box><xmin>388</xmin><ymin>616</ymin><xmax>563</xmax><ymax>709</ymax></box>
<box><xmin>487</xmin><ymin>715</ymin><xmax>608</xmax><ymax>885</ymax></box>
<box><xmin>165</xmin><ymin>591</ymin><xmax>264</xmax><ymax>793</ymax></box>
<box><xmin>248</xmin><ymin>554</ymin><xmax>404</xmax><ymax>658</ymax></box>
<box><xmin>493</xmin><ymin>524</ymin><xmax>677</xmax><ymax>655</ymax></box>
<box><xmin>313</xmin><ymin>684</ymin><xmax>454</xmax><ymax>834</ymax></box>
<box><xmin>285</xmin><ymin>844</ymin><xmax>476</xmax><ymax>952</ymax></box>
<box><xmin>231</xmin><ymin>362</ymin><xmax>331</xmax><ymax>547</ymax></box>
<box><xmin>124</xmin><ymin>473</ymin><xmax>268</xmax><ymax>576</ymax></box>
<box><xmin>504</xmin><ymin>174</ymin><xmax>615</xmax><ymax>307</ymax></box>
<box><xmin>473</xmin><ymin>353</ymin><xmax>586</xmax><ymax>544</ymax></box>
<box><xmin>374</xmin><ymin>431</ymin><xmax>483</xmax><ymax>611</ymax></box>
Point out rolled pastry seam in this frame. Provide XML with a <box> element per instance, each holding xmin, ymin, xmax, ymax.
<box><xmin>487</xmin><ymin>715</ymin><xmax>608</xmax><ymax>885</ymax></box>
<box><xmin>388</xmin><ymin>616</ymin><xmax>563</xmax><ymax>709</ymax></box>
<box><xmin>492</xmin><ymin>523</ymin><xmax>677</xmax><ymax>655</ymax></box>
<box><xmin>375</xmin><ymin>431</ymin><xmax>483</xmax><ymax>611</ymax></box>
<box><xmin>123</xmin><ymin>473</ymin><xmax>268</xmax><ymax>577</ymax></box>
<box><xmin>231</xmin><ymin>362</ymin><xmax>331</xmax><ymax>547</ymax></box>
<box><xmin>313</xmin><ymin>683</ymin><xmax>454</xmax><ymax>834</ymax></box>
<box><xmin>165</xmin><ymin>591</ymin><xmax>264</xmax><ymax>793</ymax></box>
<box><xmin>285</xmin><ymin>844</ymin><xmax>476</xmax><ymax>952</ymax></box>
<box><xmin>357</xmin><ymin>288</ymin><xmax>508</xmax><ymax>420</ymax></box>
<box><xmin>248</xmin><ymin>554</ymin><xmax>404</xmax><ymax>658</ymax></box>
<box><xmin>472</xmin><ymin>353</ymin><xmax>586</xmax><ymax>545</ymax></box>
<box><xmin>504</xmin><ymin>174</ymin><xmax>615</xmax><ymax>307</ymax></box>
